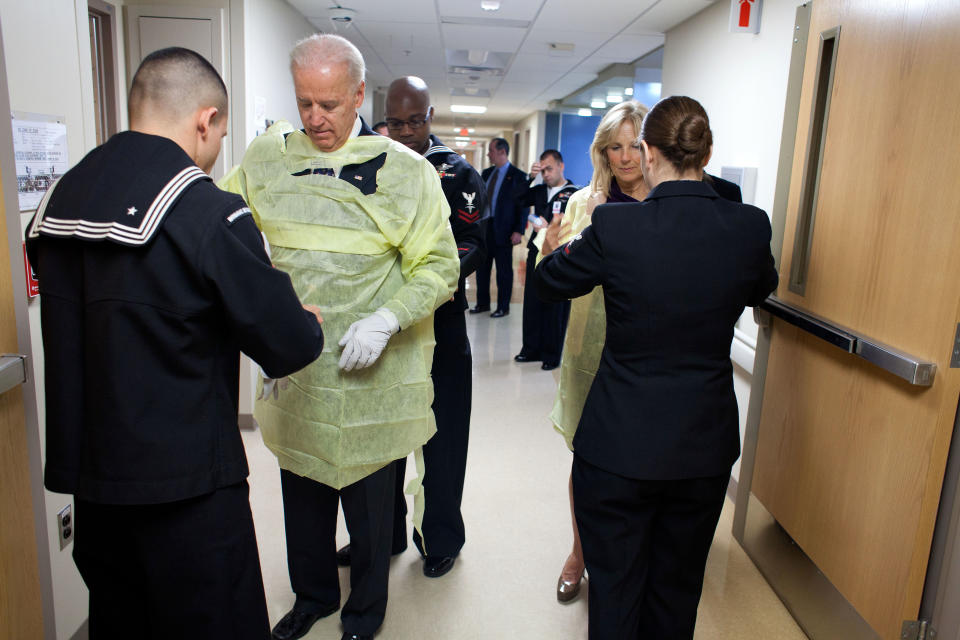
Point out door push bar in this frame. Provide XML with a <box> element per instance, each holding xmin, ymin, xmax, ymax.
<box><xmin>758</xmin><ymin>297</ymin><xmax>936</xmax><ymax>387</ymax></box>
<box><xmin>0</xmin><ymin>354</ymin><xmax>27</xmax><ymax>395</ymax></box>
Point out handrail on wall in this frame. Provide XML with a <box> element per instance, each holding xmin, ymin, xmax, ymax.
<box><xmin>0</xmin><ymin>354</ymin><xmax>27</xmax><ymax>394</ymax></box>
<box><xmin>758</xmin><ymin>297</ymin><xmax>936</xmax><ymax>386</ymax></box>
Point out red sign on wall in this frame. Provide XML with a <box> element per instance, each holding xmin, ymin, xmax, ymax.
<box><xmin>22</xmin><ymin>242</ymin><xmax>38</xmax><ymax>298</ymax></box>
<box><xmin>729</xmin><ymin>0</ymin><xmax>762</xmax><ymax>34</ymax></box>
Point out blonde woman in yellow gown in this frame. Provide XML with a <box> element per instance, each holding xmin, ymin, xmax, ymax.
<box><xmin>539</xmin><ymin>101</ymin><xmax>651</xmax><ymax>602</ymax></box>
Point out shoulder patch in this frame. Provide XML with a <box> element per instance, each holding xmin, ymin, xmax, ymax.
<box><xmin>226</xmin><ymin>207</ymin><xmax>252</xmax><ymax>226</ymax></box>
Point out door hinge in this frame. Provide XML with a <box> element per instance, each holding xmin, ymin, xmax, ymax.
<box><xmin>901</xmin><ymin>619</ymin><xmax>937</xmax><ymax>640</ymax></box>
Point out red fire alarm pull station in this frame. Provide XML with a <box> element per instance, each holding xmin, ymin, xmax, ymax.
<box><xmin>23</xmin><ymin>242</ymin><xmax>38</xmax><ymax>298</ymax></box>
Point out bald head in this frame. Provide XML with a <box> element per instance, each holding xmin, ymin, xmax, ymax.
<box><xmin>384</xmin><ymin>76</ymin><xmax>434</xmax><ymax>155</ymax></box>
<box><xmin>386</xmin><ymin>76</ymin><xmax>431</xmax><ymax>113</ymax></box>
<box><xmin>129</xmin><ymin>47</ymin><xmax>227</xmax><ymax>128</ymax></box>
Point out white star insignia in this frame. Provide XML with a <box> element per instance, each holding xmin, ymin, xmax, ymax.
<box><xmin>126</xmin><ymin>206</ymin><xmax>138</xmax><ymax>216</ymax></box>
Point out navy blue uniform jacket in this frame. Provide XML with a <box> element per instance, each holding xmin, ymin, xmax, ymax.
<box><xmin>26</xmin><ymin>131</ymin><xmax>324</xmax><ymax>504</ymax></box>
<box><xmin>535</xmin><ymin>180</ymin><xmax>778</xmax><ymax>480</ymax></box>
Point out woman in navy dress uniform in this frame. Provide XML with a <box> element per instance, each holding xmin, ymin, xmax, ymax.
<box><xmin>536</xmin><ymin>96</ymin><xmax>778</xmax><ymax>639</ymax></box>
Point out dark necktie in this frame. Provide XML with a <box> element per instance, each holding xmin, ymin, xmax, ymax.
<box><xmin>486</xmin><ymin>172</ymin><xmax>497</xmax><ymax>217</ymax></box>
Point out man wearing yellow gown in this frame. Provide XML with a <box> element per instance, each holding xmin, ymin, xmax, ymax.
<box><xmin>221</xmin><ymin>34</ymin><xmax>458</xmax><ymax>640</ymax></box>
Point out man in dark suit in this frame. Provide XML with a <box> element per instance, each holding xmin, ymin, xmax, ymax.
<box><xmin>472</xmin><ymin>138</ymin><xmax>528</xmax><ymax>317</ymax></box>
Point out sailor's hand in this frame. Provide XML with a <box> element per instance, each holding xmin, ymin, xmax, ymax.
<box><xmin>541</xmin><ymin>213</ymin><xmax>564</xmax><ymax>256</ymax></box>
<box><xmin>338</xmin><ymin>309</ymin><xmax>400</xmax><ymax>371</ymax></box>
<box><xmin>303</xmin><ymin>304</ymin><xmax>324</xmax><ymax>324</ymax></box>
<box><xmin>586</xmin><ymin>191</ymin><xmax>606</xmax><ymax>218</ymax></box>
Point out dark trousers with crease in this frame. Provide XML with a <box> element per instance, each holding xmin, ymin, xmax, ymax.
<box><xmin>520</xmin><ymin>247</ymin><xmax>569</xmax><ymax>364</ymax></box>
<box><xmin>572</xmin><ymin>455</ymin><xmax>729</xmax><ymax>640</ymax></box>
<box><xmin>394</xmin><ymin>307</ymin><xmax>472</xmax><ymax>557</ymax></box>
<box><xmin>280</xmin><ymin>464</ymin><xmax>396</xmax><ymax>636</ymax></box>
<box><xmin>74</xmin><ymin>481</ymin><xmax>270</xmax><ymax>640</ymax></box>
<box><xmin>475</xmin><ymin>242</ymin><xmax>513</xmax><ymax>312</ymax></box>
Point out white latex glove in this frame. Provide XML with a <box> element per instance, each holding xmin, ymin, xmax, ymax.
<box><xmin>338</xmin><ymin>308</ymin><xmax>400</xmax><ymax>371</ymax></box>
<box><xmin>257</xmin><ymin>367</ymin><xmax>288</xmax><ymax>400</ymax></box>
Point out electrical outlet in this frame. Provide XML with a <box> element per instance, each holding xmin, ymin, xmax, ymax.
<box><xmin>57</xmin><ymin>504</ymin><xmax>73</xmax><ymax>550</ymax></box>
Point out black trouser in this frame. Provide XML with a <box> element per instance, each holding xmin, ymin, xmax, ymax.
<box><xmin>572</xmin><ymin>455</ymin><xmax>729</xmax><ymax>640</ymax></box>
<box><xmin>280</xmin><ymin>464</ymin><xmax>396</xmax><ymax>636</ymax></box>
<box><xmin>74</xmin><ymin>481</ymin><xmax>269</xmax><ymax>640</ymax></box>
<box><xmin>520</xmin><ymin>247</ymin><xmax>570</xmax><ymax>365</ymax></box>
<box><xmin>392</xmin><ymin>308</ymin><xmax>472</xmax><ymax>558</ymax></box>
<box><xmin>475</xmin><ymin>242</ymin><xmax>514</xmax><ymax>312</ymax></box>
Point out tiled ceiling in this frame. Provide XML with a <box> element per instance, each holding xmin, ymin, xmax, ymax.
<box><xmin>286</xmin><ymin>0</ymin><xmax>717</xmax><ymax>133</ymax></box>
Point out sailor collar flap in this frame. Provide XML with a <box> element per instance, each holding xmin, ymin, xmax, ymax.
<box><xmin>28</xmin><ymin>131</ymin><xmax>209</xmax><ymax>246</ymax></box>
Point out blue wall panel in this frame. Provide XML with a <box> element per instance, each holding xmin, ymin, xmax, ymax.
<box><xmin>558</xmin><ymin>113</ymin><xmax>602</xmax><ymax>188</ymax></box>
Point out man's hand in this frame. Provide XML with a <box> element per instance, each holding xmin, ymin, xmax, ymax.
<box><xmin>303</xmin><ymin>304</ymin><xmax>324</xmax><ymax>324</ymax></box>
<box><xmin>338</xmin><ymin>309</ymin><xmax>400</xmax><ymax>371</ymax></box>
<box><xmin>541</xmin><ymin>213</ymin><xmax>564</xmax><ymax>256</ymax></box>
<box><xmin>510</xmin><ymin>231</ymin><xmax>523</xmax><ymax>245</ymax></box>
<box><xmin>529</xmin><ymin>162</ymin><xmax>541</xmax><ymax>179</ymax></box>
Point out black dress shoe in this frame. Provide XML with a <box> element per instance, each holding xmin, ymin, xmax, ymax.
<box><xmin>541</xmin><ymin>362</ymin><xmax>560</xmax><ymax>371</ymax></box>
<box><xmin>490</xmin><ymin>309</ymin><xmax>509</xmax><ymax>318</ymax></box>
<box><xmin>272</xmin><ymin>604</ymin><xmax>338</xmax><ymax>640</ymax></box>
<box><xmin>341</xmin><ymin>634</ymin><xmax>374</xmax><ymax>640</ymax></box>
<box><xmin>336</xmin><ymin>542</ymin><xmax>406</xmax><ymax>567</ymax></box>
<box><xmin>514</xmin><ymin>351</ymin><xmax>540</xmax><ymax>362</ymax></box>
<box><xmin>423</xmin><ymin>555</ymin><xmax>457</xmax><ymax>578</ymax></box>
<box><xmin>468</xmin><ymin>305</ymin><xmax>490</xmax><ymax>314</ymax></box>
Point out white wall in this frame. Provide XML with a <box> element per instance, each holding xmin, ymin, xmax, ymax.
<box><xmin>513</xmin><ymin>110</ymin><xmax>546</xmax><ymax>175</ymax></box>
<box><xmin>662</xmin><ymin>0</ymin><xmax>804</xmax><ymax>484</ymax></box>
<box><xmin>242</xmin><ymin>0</ymin><xmax>315</xmax><ymax>145</ymax></box>
<box><xmin>1</xmin><ymin>2</ymin><xmax>98</xmax><ymax>636</ymax></box>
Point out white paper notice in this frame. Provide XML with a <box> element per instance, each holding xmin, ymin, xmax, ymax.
<box><xmin>13</xmin><ymin>118</ymin><xmax>68</xmax><ymax>211</ymax></box>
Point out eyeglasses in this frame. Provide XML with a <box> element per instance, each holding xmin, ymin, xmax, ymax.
<box><xmin>385</xmin><ymin>114</ymin><xmax>431</xmax><ymax>131</ymax></box>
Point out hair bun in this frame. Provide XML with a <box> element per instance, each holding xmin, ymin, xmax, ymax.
<box><xmin>677</xmin><ymin>114</ymin><xmax>709</xmax><ymax>155</ymax></box>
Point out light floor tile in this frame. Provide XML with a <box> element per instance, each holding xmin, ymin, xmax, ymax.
<box><xmin>243</xmin><ymin>307</ymin><xmax>807</xmax><ymax>639</ymax></box>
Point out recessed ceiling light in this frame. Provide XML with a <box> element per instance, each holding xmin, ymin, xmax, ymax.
<box><xmin>451</xmin><ymin>104</ymin><xmax>487</xmax><ymax>114</ymax></box>
<box><xmin>454</xmin><ymin>128</ymin><xmax>476</xmax><ymax>134</ymax></box>
<box><xmin>481</xmin><ymin>0</ymin><xmax>500</xmax><ymax>10</ymax></box>
<box><xmin>606</xmin><ymin>94</ymin><xmax>622</xmax><ymax>103</ymax></box>
<box><xmin>624</xmin><ymin>87</ymin><xmax>634</xmax><ymax>96</ymax></box>
<box><xmin>455</xmin><ymin>136</ymin><xmax>472</xmax><ymax>141</ymax></box>
<box><xmin>590</xmin><ymin>100</ymin><xmax>606</xmax><ymax>109</ymax></box>
<box><xmin>578</xmin><ymin>108</ymin><xmax>592</xmax><ymax>116</ymax></box>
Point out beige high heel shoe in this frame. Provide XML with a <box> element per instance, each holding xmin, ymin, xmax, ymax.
<box><xmin>556</xmin><ymin>566</ymin><xmax>585</xmax><ymax>603</ymax></box>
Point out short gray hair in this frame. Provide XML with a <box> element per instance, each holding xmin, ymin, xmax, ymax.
<box><xmin>290</xmin><ymin>34</ymin><xmax>365</xmax><ymax>88</ymax></box>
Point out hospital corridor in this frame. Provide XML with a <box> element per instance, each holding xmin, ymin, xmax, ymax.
<box><xmin>2</xmin><ymin>1</ymin><xmax>960</xmax><ymax>639</ymax></box>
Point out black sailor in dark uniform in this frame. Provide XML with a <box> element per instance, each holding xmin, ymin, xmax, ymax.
<box><xmin>335</xmin><ymin>76</ymin><xmax>486</xmax><ymax>579</ymax></box>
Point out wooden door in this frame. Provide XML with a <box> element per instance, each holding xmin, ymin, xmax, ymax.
<box><xmin>0</xmin><ymin>158</ymin><xmax>44</xmax><ymax>638</ymax></box>
<box><xmin>752</xmin><ymin>2</ymin><xmax>960</xmax><ymax>638</ymax></box>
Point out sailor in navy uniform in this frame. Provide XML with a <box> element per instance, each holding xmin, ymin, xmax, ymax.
<box><xmin>333</xmin><ymin>76</ymin><xmax>485</xmax><ymax>579</ymax></box>
<box><xmin>25</xmin><ymin>48</ymin><xmax>324</xmax><ymax>640</ymax></box>
<box><xmin>516</xmin><ymin>149</ymin><xmax>578</xmax><ymax>370</ymax></box>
